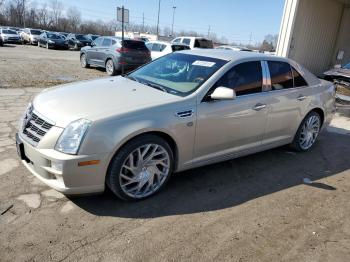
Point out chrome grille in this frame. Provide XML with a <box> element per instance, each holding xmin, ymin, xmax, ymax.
<box><xmin>22</xmin><ymin>112</ymin><xmax>54</xmax><ymax>146</ymax></box>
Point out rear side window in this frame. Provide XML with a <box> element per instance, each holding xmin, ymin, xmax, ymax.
<box><xmin>216</xmin><ymin>61</ymin><xmax>263</xmax><ymax>96</ymax></box>
<box><xmin>122</xmin><ymin>40</ymin><xmax>148</xmax><ymax>50</ymax></box>
<box><xmin>268</xmin><ymin>61</ymin><xmax>294</xmax><ymax>90</ymax></box>
<box><xmin>292</xmin><ymin>67</ymin><xmax>308</xmax><ymax>87</ymax></box>
<box><xmin>102</xmin><ymin>38</ymin><xmax>112</xmax><ymax>47</ymax></box>
<box><xmin>194</xmin><ymin>39</ymin><xmax>214</xmax><ymax>49</ymax></box>
<box><xmin>182</xmin><ymin>38</ymin><xmax>191</xmax><ymax>45</ymax></box>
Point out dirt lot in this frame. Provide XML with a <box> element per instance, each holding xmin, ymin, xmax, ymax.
<box><xmin>0</xmin><ymin>44</ymin><xmax>105</xmax><ymax>88</ymax></box>
<box><xmin>1</xmin><ymin>44</ymin><xmax>350</xmax><ymax>262</ymax></box>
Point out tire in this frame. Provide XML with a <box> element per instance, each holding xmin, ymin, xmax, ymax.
<box><xmin>80</xmin><ymin>53</ymin><xmax>90</xmax><ymax>68</ymax></box>
<box><xmin>105</xmin><ymin>59</ymin><xmax>117</xmax><ymax>76</ymax></box>
<box><xmin>106</xmin><ymin>134</ymin><xmax>174</xmax><ymax>201</ymax></box>
<box><xmin>291</xmin><ymin>111</ymin><xmax>321</xmax><ymax>152</ymax></box>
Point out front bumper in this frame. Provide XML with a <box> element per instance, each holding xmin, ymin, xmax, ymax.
<box><xmin>16</xmin><ymin>133</ymin><xmax>108</xmax><ymax>195</ymax></box>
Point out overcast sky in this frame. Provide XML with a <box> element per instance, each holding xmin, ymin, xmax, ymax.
<box><xmin>32</xmin><ymin>0</ymin><xmax>285</xmax><ymax>44</ymax></box>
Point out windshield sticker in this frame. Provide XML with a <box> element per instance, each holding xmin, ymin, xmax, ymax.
<box><xmin>192</xmin><ymin>61</ymin><xmax>216</xmax><ymax>67</ymax></box>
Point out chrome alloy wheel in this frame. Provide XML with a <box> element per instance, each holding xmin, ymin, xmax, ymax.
<box><xmin>299</xmin><ymin>115</ymin><xmax>320</xmax><ymax>150</ymax></box>
<box><xmin>119</xmin><ymin>144</ymin><xmax>171</xmax><ymax>199</ymax></box>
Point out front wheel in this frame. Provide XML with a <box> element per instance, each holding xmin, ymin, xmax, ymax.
<box><xmin>291</xmin><ymin>111</ymin><xmax>321</xmax><ymax>151</ymax></box>
<box><xmin>106</xmin><ymin>135</ymin><xmax>174</xmax><ymax>201</ymax></box>
<box><xmin>80</xmin><ymin>54</ymin><xmax>90</xmax><ymax>68</ymax></box>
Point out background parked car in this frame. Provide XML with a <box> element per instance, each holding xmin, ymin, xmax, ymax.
<box><xmin>0</xmin><ymin>35</ymin><xmax>3</xmax><ymax>46</ymax></box>
<box><xmin>80</xmin><ymin>36</ymin><xmax>151</xmax><ymax>76</ymax></box>
<box><xmin>0</xmin><ymin>28</ymin><xmax>22</xmax><ymax>44</ymax></box>
<box><xmin>38</xmin><ymin>32</ymin><xmax>69</xmax><ymax>50</ymax></box>
<box><xmin>58</xmin><ymin>32</ymin><xmax>69</xmax><ymax>39</ymax></box>
<box><xmin>146</xmin><ymin>41</ymin><xmax>190</xmax><ymax>60</ymax></box>
<box><xmin>86</xmin><ymin>34</ymin><xmax>100</xmax><ymax>41</ymax></box>
<box><xmin>66</xmin><ymin>33</ymin><xmax>92</xmax><ymax>50</ymax></box>
<box><xmin>323</xmin><ymin>61</ymin><xmax>350</xmax><ymax>101</ymax></box>
<box><xmin>171</xmin><ymin>36</ymin><xmax>213</xmax><ymax>49</ymax></box>
<box><xmin>215</xmin><ymin>45</ymin><xmax>253</xmax><ymax>52</ymax></box>
<box><xmin>21</xmin><ymin>28</ymin><xmax>42</xmax><ymax>44</ymax></box>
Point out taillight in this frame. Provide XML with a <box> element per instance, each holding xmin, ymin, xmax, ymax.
<box><xmin>116</xmin><ymin>47</ymin><xmax>131</xmax><ymax>53</ymax></box>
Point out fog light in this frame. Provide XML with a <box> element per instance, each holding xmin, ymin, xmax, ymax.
<box><xmin>51</xmin><ymin>160</ymin><xmax>63</xmax><ymax>172</ymax></box>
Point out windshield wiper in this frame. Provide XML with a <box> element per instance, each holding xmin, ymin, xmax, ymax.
<box><xmin>142</xmin><ymin>82</ymin><xmax>168</xmax><ymax>93</ymax></box>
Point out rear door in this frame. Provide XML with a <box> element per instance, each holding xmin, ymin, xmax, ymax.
<box><xmin>261</xmin><ymin>60</ymin><xmax>311</xmax><ymax>146</ymax></box>
<box><xmin>96</xmin><ymin>38</ymin><xmax>112</xmax><ymax>66</ymax></box>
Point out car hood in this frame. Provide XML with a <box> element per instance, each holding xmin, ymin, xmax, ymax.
<box><xmin>33</xmin><ymin>76</ymin><xmax>182</xmax><ymax>127</ymax></box>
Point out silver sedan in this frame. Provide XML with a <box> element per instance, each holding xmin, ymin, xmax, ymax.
<box><xmin>16</xmin><ymin>50</ymin><xmax>335</xmax><ymax>200</ymax></box>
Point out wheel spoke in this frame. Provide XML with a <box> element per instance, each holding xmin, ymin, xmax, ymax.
<box><xmin>119</xmin><ymin>143</ymin><xmax>170</xmax><ymax>199</ymax></box>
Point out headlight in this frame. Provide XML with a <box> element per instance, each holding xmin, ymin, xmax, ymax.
<box><xmin>55</xmin><ymin>119</ymin><xmax>91</xmax><ymax>155</ymax></box>
<box><xmin>48</xmin><ymin>40</ymin><xmax>55</xmax><ymax>44</ymax></box>
<box><xmin>19</xmin><ymin>102</ymin><xmax>33</xmax><ymax>131</ymax></box>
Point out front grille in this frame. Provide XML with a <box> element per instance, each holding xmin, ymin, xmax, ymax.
<box><xmin>22</xmin><ymin>112</ymin><xmax>54</xmax><ymax>146</ymax></box>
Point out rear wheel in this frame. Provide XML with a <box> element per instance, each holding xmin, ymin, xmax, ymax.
<box><xmin>291</xmin><ymin>111</ymin><xmax>321</xmax><ymax>151</ymax></box>
<box><xmin>106</xmin><ymin>59</ymin><xmax>117</xmax><ymax>76</ymax></box>
<box><xmin>106</xmin><ymin>135</ymin><xmax>174</xmax><ymax>201</ymax></box>
<box><xmin>80</xmin><ymin>53</ymin><xmax>90</xmax><ymax>68</ymax></box>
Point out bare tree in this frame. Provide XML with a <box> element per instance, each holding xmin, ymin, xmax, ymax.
<box><xmin>49</xmin><ymin>0</ymin><xmax>63</xmax><ymax>29</ymax></box>
<box><xmin>66</xmin><ymin>6</ymin><xmax>81</xmax><ymax>32</ymax></box>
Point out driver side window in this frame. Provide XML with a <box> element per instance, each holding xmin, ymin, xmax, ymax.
<box><xmin>215</xmin><ymin>61</ymin><xmax>263</xmax><ymax>96</ymax></box>
<box><xmin>93</xmin><ymin>37</ymin><xmax>103</xmax><ymax>47</ymax></box>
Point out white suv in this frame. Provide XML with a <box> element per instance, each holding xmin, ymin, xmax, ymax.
<box><xmin>171</xmin><ymin>36</ymin><xmax>213</xmax><ymax>49</ymax></box>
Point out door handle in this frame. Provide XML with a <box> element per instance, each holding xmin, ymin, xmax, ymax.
<box><xmin>297</xmin><ymin>95</ymin><xmax>307</xmax><ymax>101</ymax></box>
<box><xmin>253</xmin><ymin>103</ymin><xmax>266</xmax><ymax>111</ymax></box>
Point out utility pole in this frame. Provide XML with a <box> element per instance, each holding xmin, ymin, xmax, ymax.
<box><xmin>142</xmin><ymin>12</ymin><xmax>145</xmax><ymax>33</ymax></box>
<box><xmin>23</xmin><ymin>0</ymin><xmax>26</xmax><ymax>28</ymax></box>
<box><xmin>171</xmin><ymin>6</ymin><xmax>176</xmax><ymax>37</ymax></box>
<box><xmin>121</xmin><ymin>6</ymin><xmax>125</xmax><ymax>75</ymax></box>
<box><xmin>249</xmin><ymin>32</ymin><xmax>252</xmax><ymax>46</ymax></box>
<box><xmin>156</xmin><ymin>0</ymin><xmax>161</xmax><ymax>39</ymax></box>
<box><xmin>207</xmin><ymin>25</ymin><xmax>211</xmax><ymax>38</ymax></box>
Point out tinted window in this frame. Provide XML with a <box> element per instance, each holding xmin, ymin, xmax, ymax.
<box><xmin>2</xmin><ymin>29</ymin><xmax>16</xmax><ymax>34</ymax></box>
<box><xmin>122</xmin><ymin>40</ymin><xmax>147</xmax><ymax>50</ymax></box>
<box><xmin>30</xmin><ymin>30</ymin><xmax>42</xmax><ymax>35</ymax></box>
<box><xmin>173</xmin><ymin>38</ymin><xmax>181</xmax><ymax>43</ymax></box>
<box><xmin>102</xmin><ymin>38</ymin><xmax>112</xmax><ymax>47</ymax></box>
<box><xmin>182</xmin><ymin>38</ymin><xmax>191</xmax><ymax>45</ymax></box>
<box><xmin>152</xmin><ymin>43</ymin><xmax>161</xmax><ymax>51</ymax></box>
<box><xmin>146</xmin><ymin>42</ymin><xmax>153</xmax><ymax>50</ymax></box>
<box><xmin>93</xmin><ymin>37</ymin><xmax>103</xmax><ymax>46</ymax></box>
<box><xmin>216</xmin><ymin>61</ymin><xmax>263</xmax><ymax>96</ymax></box>
<box><xmin>194</xmin><ymin>39</ymin><xmax>214</xmax><ymax>49</ymax></box>
<box><xmin>76</xmin><ymin>34</ymin><xmax>87</xmax><ymax>40</ymax></box>
<box><xmin>268</xmin><ymin>61</ymin><xmax>294</xmax><ymax>90</ymax></box>
<box><xmin>292</xmin><ymin>67</ymin><xmax>308</xmax><ymax>87</ymax></box>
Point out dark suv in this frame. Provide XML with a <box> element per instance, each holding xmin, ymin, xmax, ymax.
<box><xmin>66</xmin><ymin>33</ymin><xmax>92</xmax><ymax>50</ymax></box>
<box><xmin>80</xmin><ymin>37</ymin><xmax>151</xmax><ymax>75</ymax></box>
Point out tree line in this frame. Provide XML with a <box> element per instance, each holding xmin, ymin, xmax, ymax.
<box><xmin>0</xmin><ymin>0</ymin><xmax>278</xmax><ymax>50</ymax></box>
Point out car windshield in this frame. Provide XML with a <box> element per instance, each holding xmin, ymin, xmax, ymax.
<box><xmin>343</xmin><ymin>62</ymin><xmax>350</xmax><ymax>69</ymax></box>
<box><xmin>47</xmin><ymin>33</ymin><xmax>63</xmax><ymax>39</ymax></box>
<box><xmin>76</xmin><ymin>34</ymin><xmax>88</xmax><ymax>40</ymax></box>
<box><xmin>128</xmin><ymin>53</ymin><xmax>227</xmax><ymax>96</ymax></box>
<box><xmin>30</xmin><ymin>30</ymin><xmax>42</xmax><ymax>35</ymax></box>
<box><xmin>2</xmin><ymin>29</ymin><xmax>17</xmax><ymax>34</ymax></box>
<box><xmin>91</xmin><ymin>35</ymin><xmax>99</xmax><ymax>40</ymax></box>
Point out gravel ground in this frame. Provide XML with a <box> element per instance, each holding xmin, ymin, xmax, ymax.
<box><xmin>0</xmin><ymin>44</ymin><xmax>106</xmax><ymax>88</ymax></box>
<box><xmin>0</xmin><ymin>44</ymin><xmax>350</xmax><ymax>262</ymax></box>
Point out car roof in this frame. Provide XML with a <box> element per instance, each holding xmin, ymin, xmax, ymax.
<box><xmin>177</xmin><ymin>49</ymin><xmax>287</xmax><ymax>62</ymax></box>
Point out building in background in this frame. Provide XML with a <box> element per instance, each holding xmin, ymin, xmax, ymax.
<box><xmin>277</xmin><ymin>0</ymin><xmax>350</xmax><ymax>75</ymax></box>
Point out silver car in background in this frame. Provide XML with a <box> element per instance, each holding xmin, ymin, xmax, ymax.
<box><xmin>16</xmin><ymin>50</ymin><xmax>335</xmax><ymax>201</ymax></box>
<box><xmin>80</xmin><ymin>36</ymin><xmax>151</xmax><ymax>76</ymax></box>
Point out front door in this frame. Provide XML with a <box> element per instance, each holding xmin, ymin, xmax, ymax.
<box><xmin>194</xmin><ymin>61</ymin><xmax>269</xmax><ymax>165</ymax></box>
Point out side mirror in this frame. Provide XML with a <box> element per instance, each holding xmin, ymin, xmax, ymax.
<box><xmin>91</xmin><ymin>42</ymin><xmax>96</xmax><ymax>47</ymax></box>
<box><xmin>210</xmin><ymin>87</ymin><xmax>236</xmax><ymax>100</ymax></box>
